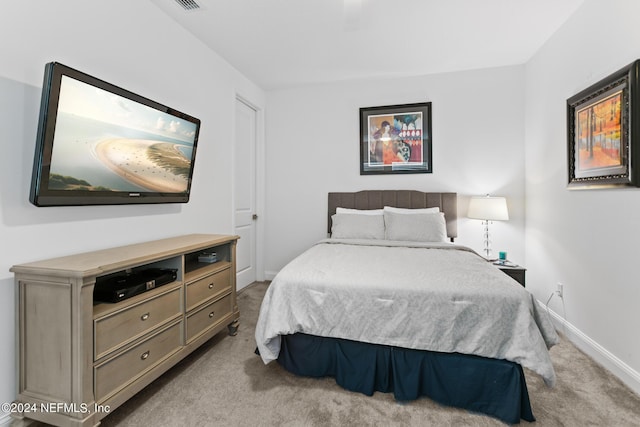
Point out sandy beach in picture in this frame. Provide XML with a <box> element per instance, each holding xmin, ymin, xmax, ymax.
<box><xmin>95</xmin><ymin>139</ymin><xmax>190</xmax><ymax>192</ymax></box>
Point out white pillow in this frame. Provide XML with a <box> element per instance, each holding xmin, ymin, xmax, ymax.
<box><xmin>383</xmin><ymin>206</ymin><xmax>440</xmax><ymax>214</ymax></box>
<box><xmin>336</xmin><ymin>207</ymin><xmax>383</xmax><ymax>215</ymax></box>
<box><xmin>383</xmin><ymin>211</ymin><xmax>447</xmax><ymax>242</ymax></box>
<box><xmin>331</xmin><ymin>213</ymin><xmax>385</xmax><ymax>239</ymax></box>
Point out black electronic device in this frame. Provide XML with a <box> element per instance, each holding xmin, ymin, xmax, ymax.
<box><xmin>29</xmin><ymin>62</ymin><xmax>201</xmax><ymax>207</ymax></box>
<box><xmin>94</xmin><ymin>268</ymin><xmax>178</xmax><ymax>303</ymax></box>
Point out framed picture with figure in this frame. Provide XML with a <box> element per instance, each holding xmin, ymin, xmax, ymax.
<box><xmin>360</xmin><ymin>102</ymin><xmax>432</xmax><ymax>175</ymax></box>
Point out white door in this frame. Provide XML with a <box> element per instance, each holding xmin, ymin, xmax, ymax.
<box><xmin>234</xmin><ymin>98</ymin><xmax>257</xmax><ymax>290</ymax></box>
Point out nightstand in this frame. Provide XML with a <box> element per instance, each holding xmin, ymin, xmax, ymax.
<box><xmin>494</xmin><ymin>262</ymin><xmax>526</xmax><ymax>287</ymax></box>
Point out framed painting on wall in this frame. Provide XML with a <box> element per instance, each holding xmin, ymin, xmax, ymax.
<box><xmin>360</xmin><ymin>102</ymin><xmax>432</xmax><ymax>175</ymax></box>
<box><xmin>567</xmin><ymin>60</ymin><xmax>640</xmax><ymax>189</ymax></box>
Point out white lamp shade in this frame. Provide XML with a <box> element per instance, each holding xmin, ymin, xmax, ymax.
<box><xmin>467</xmin><ymin>196</ymin><xmax>509</xmax><ymax>221</ymax></box>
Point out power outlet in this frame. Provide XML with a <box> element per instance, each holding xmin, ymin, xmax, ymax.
<box><xmin>556</xmin><ymin>282</ymin><xmax>564</xmax><ymax>298</ymax></box>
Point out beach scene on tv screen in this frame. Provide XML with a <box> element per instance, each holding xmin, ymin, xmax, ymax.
<box><xmin>47</xmin><ymin>75</ymin><xmax>198</xmax><ymax>193</ymax></box>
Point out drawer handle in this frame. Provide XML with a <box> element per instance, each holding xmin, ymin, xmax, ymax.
<box><xmin>208</xmin><ymin>283</ymin><xmax>214</xmax><ymax>289</ymax></box>
<box><xmin>140</xmin><ymin>313</ymin><xmax>150</xmax><ymax>321</ymax></box>
<box><xmin>141</xmin><ymin>351</ymin><xmax>150</xmax><ymax>360</ymax></box>
<box><xmin>208</xmin><ymin>311</ymin><xmax>215</xmax><ymax>318</ymax></box>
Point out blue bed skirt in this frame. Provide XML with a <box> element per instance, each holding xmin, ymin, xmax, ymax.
<box><xmin>276</xmin><ymin>333</ymin><xmax>534</xmax><ymax>424</ymax></box>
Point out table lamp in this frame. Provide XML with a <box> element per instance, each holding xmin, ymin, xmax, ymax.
<box><xmin>467</xmin><ymin>195</ymin><xmax>509</xmax><ymax>258</ymax></box>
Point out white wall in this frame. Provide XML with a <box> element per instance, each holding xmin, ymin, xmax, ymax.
<box><xmin>264</xmin><ymin>66</ymin><xmax>526</xmax><ymax>275</ymax></box>
<box><xmin>525</xmin><ymin>0</ymin><xmax>640</xmax><ymax>393</ymax></box>
<box><xmin>0</xmin><ymin>0</ymin><xmax>264</xmax><ymax>422</ymax></box>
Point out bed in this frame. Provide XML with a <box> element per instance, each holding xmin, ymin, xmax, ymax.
<box><xmin>255</xmin><ymin>190</ymin><xmax>558</xmax><ymax>424</ymax></box>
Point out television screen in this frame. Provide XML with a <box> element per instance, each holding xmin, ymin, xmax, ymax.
<box><xmin>30</xmin><ymin>62</ymin><xmax>201</xmax><ymax>206</ymax></box>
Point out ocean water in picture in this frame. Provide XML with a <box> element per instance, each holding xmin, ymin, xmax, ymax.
<box><xmin>49</xmin><ymin>113</ymin><xmax>194</xmax><ymax>192</ymax></box>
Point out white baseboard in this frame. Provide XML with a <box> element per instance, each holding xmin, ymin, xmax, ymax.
<box><xmin>0</xmin><ymin>412</ymin><xmax>13</xmax><ymax>426</ymax></box>
<box><xmin>264</xmin><ymin>270</ymin><xmax>278</xmax><ymax>281</ymax></box>
<box><xmin>545</xmin><ymin>304</ymin><xmax>640</xmax><ymax>396</ymax></box>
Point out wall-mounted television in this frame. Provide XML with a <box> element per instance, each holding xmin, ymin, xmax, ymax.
<box><xmin>29</xmin><ymin>62</ymin><xmax>201</xmax><ymax>206</ymax></box>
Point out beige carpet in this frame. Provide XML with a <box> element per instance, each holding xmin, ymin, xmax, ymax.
<box><xmin>18</xmin><ymin>282</ymin><xmax>640</xmax><ymax>426</ymax></box>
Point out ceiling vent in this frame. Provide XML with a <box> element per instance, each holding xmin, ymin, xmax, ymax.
<box><xmin>174</xmin><ymin>0</ymin><xmax>201</xmax><ymax>11</ymax></box>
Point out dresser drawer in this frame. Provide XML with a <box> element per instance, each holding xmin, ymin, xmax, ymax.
<box><xmin>94</xmin><ymin>286</ymin><xmax>182</xmax><ymax>360</ymax></box>
<box><xmin>186</xmin><ymin>294</ymin><xmax>232</xmax><ymax>343</ymax></box>
<box><xmin>95</xmin><ymin>321</ymin><xmax>182</xmax><ymax>402</ymax></box>
<box><xmin>186</xmin><ymin>268</ymin><xmax>230</xmax><ymax>311</ymax></box>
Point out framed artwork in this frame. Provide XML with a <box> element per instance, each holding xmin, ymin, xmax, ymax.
<box><xmin>567</xmin><ymin>60</ymin><xmax>640</xmax><ymax>189</ymax></box>
<box><xmin>360</xmin><ymin>102</ymin><xmax>432</xmax><ymax>175</ymax></box>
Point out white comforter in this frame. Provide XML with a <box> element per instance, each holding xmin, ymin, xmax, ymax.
<box><xmin>255</xmin><ymin>239</ymin><xmax>559</xmax><ymax>386</ymax></box>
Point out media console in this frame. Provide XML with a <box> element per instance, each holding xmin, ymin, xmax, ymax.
<box><xmin>10</xmin><ymin>234</ymin><xmax>239</xmax><ymax>427</ymax></box>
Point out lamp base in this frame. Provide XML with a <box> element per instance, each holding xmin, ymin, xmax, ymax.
<box><xmin>481</xmin><ymin>219</ymin><xmax>492</xmax><ymax>258</ymax></box>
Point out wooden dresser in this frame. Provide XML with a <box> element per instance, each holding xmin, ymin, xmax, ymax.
<box><xmin>10</xmin><ymin>234</ymin><xmax>239</xmax><ymax>427</ymax></box>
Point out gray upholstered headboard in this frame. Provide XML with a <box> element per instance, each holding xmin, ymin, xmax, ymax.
<box><xmin>328</xmin><ymin>190</ymin><xmax>458</xmax><ymax>240</ymax></box>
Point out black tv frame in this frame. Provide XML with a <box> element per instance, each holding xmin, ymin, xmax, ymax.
<box><xmin>29</xmin><ymin>62</ymin><xmax>201</xmax><ymax>207</ymax></box>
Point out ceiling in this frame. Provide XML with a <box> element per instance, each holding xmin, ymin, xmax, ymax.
<box><xmin>151</xmin><ymin>0</ymin><xmax>585</xmax><ymax>90</ymax></box>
